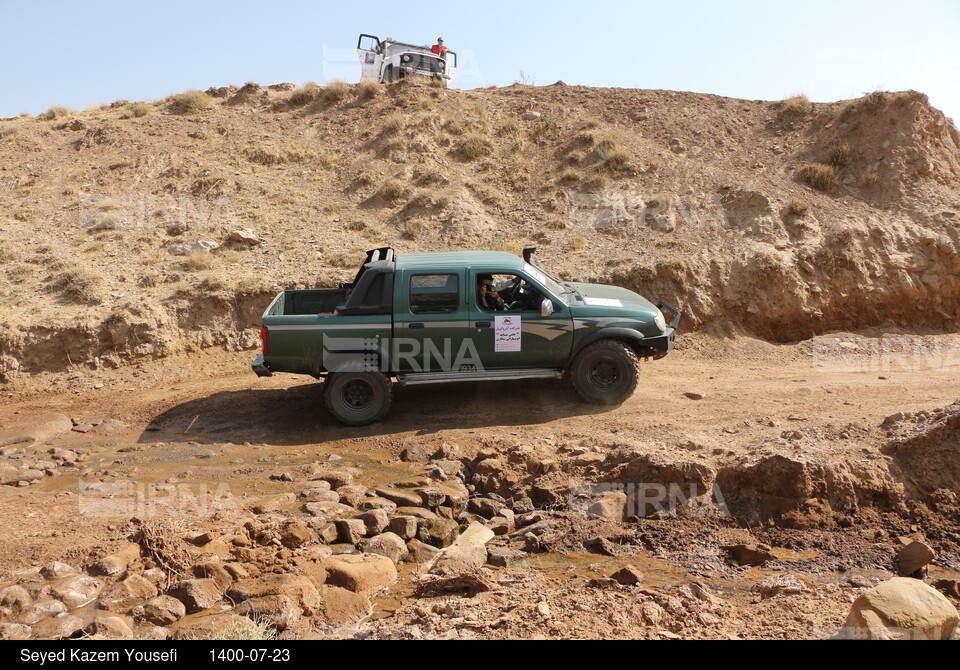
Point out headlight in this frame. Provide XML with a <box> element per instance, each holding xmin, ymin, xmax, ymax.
<box><xmin>654</xmin><ymin>311</ymin><xmax>666</xmax><ymax>332</ymax></box>
<box><xmin>401</xmin><ymin>54</ymin><xmax>411</xmax><ymax>63</ymax></box>
<box><xmin>436</xmin><ymin>60</ymin><xmax>445</xmax><ymax>70</ymax></box>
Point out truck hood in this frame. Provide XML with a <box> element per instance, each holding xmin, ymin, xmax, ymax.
<box><xmin>566</xmin><ymin>282</ymin><xmax>661</xmax><ymax>321</ymax></box>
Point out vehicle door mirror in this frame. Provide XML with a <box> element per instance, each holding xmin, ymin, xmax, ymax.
<box><xmin>541</xmin><ymin>298</ymin><xmax>554</xmax><ymax>318</ymax></box>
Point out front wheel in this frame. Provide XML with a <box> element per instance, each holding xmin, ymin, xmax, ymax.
<box><xmin>570</xmin><ymin>340</ymin><xmax>640</xmax><ymax>405</ymax></box>
<box><xmin>323</xmin><ymin>371</ymin><xmax>393</xmax><ymax>426</ymax></box>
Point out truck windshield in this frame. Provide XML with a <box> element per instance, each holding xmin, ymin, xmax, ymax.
<box><xmin>524</xmin><ymin>262</ymin><xmax>570</xmax><ymax>305</ymax></box>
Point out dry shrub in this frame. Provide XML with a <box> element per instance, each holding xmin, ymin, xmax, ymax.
<box><xmin>785</xmin><ymin>199</ymin><xmax>811</xmax><ymax>217</ymax></box>
<box><xmin>399</xmin><ymin>218</ymin><xmax>429</xmax><ymax>239</ymax></box>
<box><xmin>376</xmin><ymin>178</ymin><xmax>411</xmax><ymax>203</ymax></box>
<box><xmin>39</xmin><ymin>106</ymin><xmax>72</xmax><ymax>121</ymax></box>
<box><xmin>356</xmin><ymin>78</ymin><xmax>382</xmax><ymax>99</ymax></box>
<box><xmin>48</xmin><ymin>261</ymin><xmax>106</xmax><ymax>304</ymax></box>
<box><xmin>168</xmin><ymin>90</ymin><xmax>213</xmax><ymax>114</ymax></box>
<box><xmin>462</xmin><ymin>133</ymin><xmax>493</xmax><ymax>160</ymax></box>
<box><xmin>273</xmin><ymin>82</ymin><xmax>320</xmax><ymax>111</ymax></box>
<box><xmin>243</xmin><ymin>145</ymin><xmax>309</xmax><ymax>166</ymax></box>
<box><xmin>135</xmin><ymin>520</ymin><xmax>192</xmax><ymax>585</ymax></box>
<box><xmin>0</xmin><ymin>238</ymin><xmax>16</xmax><ymax>262</ymax></box>
<box><xmin>568</xmin><ymin>237</ymin><xmax>586</xmax><ymax>253</ymax></box>
<box><xmin>559</xmin><ymin>167</ymin><xmax>580</xmax><ymax>183</ymax></box>
<box><xmin>781</xmin><ymin>95</ymin><xmax>812</xmax><ymax>116</ymax></box>
<box><xmin>798</xmin><ymin>163</ymin><xmax>839</xmax><ymax>191</ymax></box>
<box><xmin>545</xmin><ymin>217</ymin><xmax>569</xmax><ymax>231</ymax></box>
<box><xmin>323</xmin><ymin>80</ymin><xmax>351</xmax><ymax>103</ymax></box>
<box><xmin>597</xmin><ymin>146</ymin><xmax>633</xmax><ymax>173</ymax></box>
<box><xmin>824</xmin><ymin>138</ymin><xmax>852</xmax><ymax>167</ymax></box>
<box><xmin>184</xmin><ymin>252</ymin><xmax>216</xmax><ymax>271</ymax></box>
<box><xmin>120</xmin><ymin>102</ymin><xmax>151</xmax><ymax>119</ymax></box>
<box><xmin>383</xmin><ymin>113</ymin><xmax>406</xmax><ymax>134</ymax></box>
<box><xmin>860</xmin><ymin>171</ymin><xmax>881</xmax><ymax>187</ymax></box>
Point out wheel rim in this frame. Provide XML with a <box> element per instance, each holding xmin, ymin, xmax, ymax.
<box><xmin>342</xmin><ymin>379</ymin><xmax>375</xmax><ymax>411</ymax></box>
<box><xmin>589</xmin><ymin>356</ymin><xmax>621</xmax><ymax>389</ymax></box>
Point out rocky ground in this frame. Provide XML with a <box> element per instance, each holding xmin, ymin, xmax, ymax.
<box><xmin>0</xmin><ymin>339</ymin><xmax>958</xmax><ymax>639</ymax></box>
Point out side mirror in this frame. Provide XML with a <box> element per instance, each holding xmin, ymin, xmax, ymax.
<box><xmin>541</xmin><ymin>298</ymin><xmax>554</xmax><ymax>318</ymax></box>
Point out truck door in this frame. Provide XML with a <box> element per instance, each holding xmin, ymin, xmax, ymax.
<box><xmin>393</xmin><ymin>270</ymin><xmax>476</xmax><ymax>373</ymax></box>
<box><xmin>468</xmin><ymin>269</ymin><xmax>574</xmax><ymax>370</ymax></box>
<box><xmin>357</xmin><ymin>34</ymin><xmax>383</xmax><ymax>81</ymax></box>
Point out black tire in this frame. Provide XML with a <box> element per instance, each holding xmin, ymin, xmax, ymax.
<box><xmin>323</xmin><ymin>371</ymin><xmax>393</xmax><ymax>426</ymax></box>
<box><xmin>570</xmin><ymin>339</ymin><xmax>640</xmax><ymax>405</ymax></box>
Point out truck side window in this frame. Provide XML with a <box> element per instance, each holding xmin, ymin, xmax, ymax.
<box><xmin>410</xmin><ymin>274</ymin><xmax>459</xmax><ymax>314</ymax></box>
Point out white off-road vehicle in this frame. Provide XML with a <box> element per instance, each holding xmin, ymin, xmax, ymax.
<box><xmin>357</xmin><ymin>34</ymin><xmax>457</xmax><ymax>85</ymax></box>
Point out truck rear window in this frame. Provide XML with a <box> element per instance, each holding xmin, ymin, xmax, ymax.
<box><xmin>410</xmin><ymin>274</ymin><xmax>459</xmax><ymax>314</ymax></box>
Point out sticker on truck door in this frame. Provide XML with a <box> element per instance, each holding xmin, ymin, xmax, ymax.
<box><xmin>495</xmin><ymin>315</ymin><xmax>521</xmax><ymax>352</ymax></box>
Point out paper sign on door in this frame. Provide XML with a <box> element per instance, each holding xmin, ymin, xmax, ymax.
<box><xmin>494</xmin><ymin>315</ymin><xmax>521</xmax><ymax>352</ymax></box>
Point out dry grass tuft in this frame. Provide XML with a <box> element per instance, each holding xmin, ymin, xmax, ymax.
<box><xmin>399</xmin><ymin>218</ymin><xmax>429</xmax><ymax>239</ymax></box>
<box><xmin>356</xmin><ymin>79</ymin><xmax>382</xmax><ymax>100</ymax></box>
<box><xmin>860</xmin><ymin>171</ymin><xmax>881</xmax><ymax>188</ymax></box>
<box><xmin>273</xmin><ymin>82</ymin><xmax>320</xmax><ymax>111</ymax></box>
<box><xmin>383</xmin><ymin>113</ymin><xmax>406</xmax><ymax>134</ymax></box>
<box><xmin>168</xmin><ymin>90</ymin><xmax>213</xmax><ymax>115</ymax></box>
<box><xmin>323</xmin><ymin>80</ymin><xmax>352</xmax><ymax>103</ymax></box>
<box><xmin>48</xmin><ymin>261</ymin><xmax>106</xmax><ymax>304</ymax></box>
<box><xmin>558</xmin><ymin>167</ymin><xmax>581</xmax><ymax>184</ymax></box>
<box><xmin>781</xmin><ymin>95</ymin><xmax>813</xmax><ymax>116</ymax></box>
<box><xmin>461</xmin><ymin>133</ymin><xmax>493</xmax><ymax>160</ymax></box>
<box><xmin>597</xmin><ymin>146</ymin><xmax>633</xmax><ymax>174</ymax></box>
<box><xmin>183</xmin><ymin>252</ymin><xmax>216</xmax><ymax>271</ymax></box>
<box><xmin>376</xmin><ymin>178</ymin><xmax>412</xmax><ymax>204</ymax></box>
<box><xmin>785</xmin><ymin>199</ymin><xmax>811</xmax><ymax>217</ymax></box>
<box><xmin>243</xmin><ymin>144</ymin><xmax>309</xmax><ymax>166</ymax></box>
<box><xmin>120</xmin><ymin>102</ymin><xmax>151</xmax><ymax>119</ymax></box>
<box><xmin>798</xmin><ymin>163</ymin><xmax>839</xmax><ymax>191</ymax></box>
<box><xmin>824</xmin><ymin>138</ymin><xmax>852</xmax><ymax>168</ymax></box>
<box><xmin>39</xmin><ymin>106</ymin><xmax>72</xmax><ymax>121</ymax></box>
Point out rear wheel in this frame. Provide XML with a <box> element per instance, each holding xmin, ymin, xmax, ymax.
<box><xmin>323</xmin><ymin>371</ymin><xmax>393</xmax><ymax>426</ymax></box>
<box><xmin>570</xmin><ymin>340</ymin><xmax>640</xmax><ymax>405</ymax></box>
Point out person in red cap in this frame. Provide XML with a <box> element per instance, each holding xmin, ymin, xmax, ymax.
<box><xmin>432</xmin><ymin>37</ymin><xmax>449</xmax><ymax>59</ymax></box>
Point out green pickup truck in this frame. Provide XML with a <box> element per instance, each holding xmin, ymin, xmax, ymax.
<box><xmin>253</xmin><ymin>246</ymin><xmax>680</xmax><ymax>425</ymax></box>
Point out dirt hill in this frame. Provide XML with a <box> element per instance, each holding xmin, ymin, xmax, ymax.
<box><xmin>1</xmin><ymin>80</ymin><xmax>959</xmax><ymax>387</ymax></box>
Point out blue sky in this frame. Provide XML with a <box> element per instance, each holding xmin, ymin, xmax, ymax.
<box><xmin>1</xmin><ymin>0</ymin><xmax>958</xmax><ymax>122</ymax></box>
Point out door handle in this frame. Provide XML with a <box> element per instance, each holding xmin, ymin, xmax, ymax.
<box><xmin>475</xmin><ymin>321</ymin><xmax>491</xmax><ymax>328</ymax></box>
<box><xmin>409</xmin><ymin>323</ymin><xmax>424</xmax><ymax>329</ymax></box>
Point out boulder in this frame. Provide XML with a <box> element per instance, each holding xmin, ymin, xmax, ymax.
<box><xmin>279</xmin><ymin>520</ymin><xmax>314</xmax><ymax>549</ymax></box>
<box><xmin>405</xmin><ymin>539</ymin><xmax>442</xmax><ymax>565</ymax></box>
<box><xmin>89</xmin><ymin>543</ymin><xmax>141</xmax><ymax>576</ymax></box>
<box><xmin>51</xmin><ymin>575</ymin><xmax>104</xmax><ymax>608</ymax></box>
<box><xmin>314</xmin><ymin>586</ymin><xmax>372</xmax><ymax>628</ymax></box>
<box><xmin>896</xmin><ymin>541</ymin><xmax>936</xmax><ymax>576</ymax></box>
<box><xmin>418</xmin><ymin>518</ymin><xmax>459</xmax><ymax>548</ymax></box>
<box><xmin>362</xmin><ymin>533</ymin><xmax>409</xmax><ymax>565</ymax></box>
<box><xmin>723</xmin><ymin>544</ymin><xmax>775</xmax><ymax>566</ymax></box>
<box><xmin>86</xmin><ymin>615</ymin><xmax>133</xmax><ymax>639</ymax></box>
<box><xmin>18</xmin><ymin>599</ymin><xmax>66</xmax><ymax>625</ymax></box>
<box><xmin>358</xmin><ymin>509</ymin><xmax>390</xmax><ymax>536</ymax></box>
<box><xmin>841</xmin><ymin>577</ymin><xmax>959</xmax><ymax>640</ymax></box>
<box><xmin>33</xmin><ymin>615</ymin><xmax>83</xmax><ymax>640</ymax></box>
<box><xmin>610</xmin><ymin>566</ymin><xmax>644</xmax><ymax>586</ymax></box>
<box><xmin>336</xmin><ymin>519</ymin><xmax>367</xmax><ymax>545</ymax></box>
<box><xmin>389</xmin><ymin>516</ymin><xmax>418</xmax><ymax>540</ymax></box>
<box><xmin>373</xmin><ymin>487</ymin><xmax>423</xmax><ymax>507</ymax></box>
<box><xmin>0</xmin><ymin>585</ymin><xmax>31</xmax><ymax>608</ymax></box>
<box><xmin>431</xmin><ymin>522</ymin><xmax>495</xmax><ymax>576</ymax></box>
<box><xmin>39</xmin><ymin>561</ymin><xmax>78</xmax><ymax>580</ymax></box>
<box><xmin>143</xmin><ymin>595</ymin><xmax>186</xmax><ymax>625</ymax></box>
<box><xmin>323</xmin><ymin>554</ymin><xmax>397</xmax><ymax>595</ymax></box>
<box><xmin>166</xmin><ymin>578</ymin><xmax>222</xmax><ymax>614</ymax></box>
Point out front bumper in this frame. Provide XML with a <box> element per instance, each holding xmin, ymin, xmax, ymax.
<box><xmin>251</xmin><ymin>354</ymin><xmax>273</xmax><ymax>378</ymax></box>
<box><xmin>643</xmin><ymin>302</ymin><xmax>682</xmax><ymax>358</ymax></box>
<box><xmin>641</xmin><ymin>328</ymin><xmax>676</xmax><ymax>358</ymax></box>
